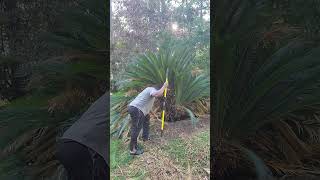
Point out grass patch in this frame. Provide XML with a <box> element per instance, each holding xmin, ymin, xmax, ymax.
<box><xmin>110</xmin><ymin>138</ymin><xmax>148</xmax><ymax>179</ymax></box>
<box><xmin>162</xmin><ymin>130</ymin><xmax>210</xmax><ymax>168</ymax></box>
<box><xmin>123</xmin><ymin>168</ymin><xmax>147</xmax><ymax>180</ymax></box>
<box><xmin>110</xmin><ymin>138</ymin><xmax>133</xmax><ymax>170</ymax></box>
<box><xmin>111</xmin><ymin>130</ymin><xmax>209</xmax><ymax>179</ymax></box>
<box><xmin>112</xmin><ymin>169</ymin><xmax>146</xmax><ymax>180</ymax></box>
<box><xmin>162</xmin><ymin>138</ymin><xmax>189</xmax><ymax>167</ymax></box>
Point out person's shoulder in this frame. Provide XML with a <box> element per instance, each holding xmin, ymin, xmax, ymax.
<box><xmin>145</xmin><ymin>87</ymin><xmax>156</xmax><ymax>91</ymax></box>
<box><xmin>147</xmin><ymin>87</ymin><xmax>157</xmax><ymax>96</ymax></box>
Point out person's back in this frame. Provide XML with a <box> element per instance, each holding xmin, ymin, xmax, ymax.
<box><xmin>129</xmin><ymin>87</ymin><xmax>157</xmax><ymax>116</ymax></box>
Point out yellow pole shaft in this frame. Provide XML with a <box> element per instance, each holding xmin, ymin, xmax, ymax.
<box><xmin>164</xmin><ymin>78</ymin><xmax>168</xmax><ymax>97</ymax></box>
<box><xmin>161</xmin><ymin>68</ymin><xmax>169</xmax><ymax>135</ymax></box>
<box><xmin>161</xmin><ymin>78</ymin><xmax>168</xmax><ymax>131</ymax></box>
<box><xmin>161</xmin><ymin>110</ymin><xmax>165</xmax><ymax>130</ymax></box>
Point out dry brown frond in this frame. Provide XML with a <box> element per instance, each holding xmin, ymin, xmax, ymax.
<box><xmin>213</xmin><ymin>140</ymin><xmax>256</xmax><ymax>179</ymax></box>
<box><xmin>48</xmin><ymin>89</ymin><xmax>88</xmax><ymax>115</ymax></box>
<box><xmin>192</xmin><ymin>67</ymin><xmax>203</xmax><ymax>76</ymax></box>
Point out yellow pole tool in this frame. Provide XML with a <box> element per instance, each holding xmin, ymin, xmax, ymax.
<box><xmin>161</xmin><ymin>68</ymin><xmax>169</xmax><ymax>137</ymax></box>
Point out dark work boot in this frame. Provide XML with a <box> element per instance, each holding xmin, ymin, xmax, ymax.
<box><xmin>129</xmin><ymin>147</ymin><xmax>144</xmax><ymax>155</ymax></box>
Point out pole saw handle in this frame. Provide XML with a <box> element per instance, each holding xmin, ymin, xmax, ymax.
<box><xmin>165</xmin><ymin>68</ymin><xmax>169</xmax><ymax>82</ymax></box>
<box><xmin>164</xmin><ymin>68</ymin><xmax>169</xmax><ymax>97</ymax></box>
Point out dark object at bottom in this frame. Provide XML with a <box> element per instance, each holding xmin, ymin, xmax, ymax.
<box><xmin>143</xmin><ymin>137</ymin><xmax>151</xmax><ymax>141</ymax></box>
<box><xmin>56</xmin><ymin>139</ymin><xmax>108</xmax><ymax>180</ymax></box>
<box><xmin>130</xmin><ymin>148</ymin><xmax>144</xmax><ymax>155</ymax></box>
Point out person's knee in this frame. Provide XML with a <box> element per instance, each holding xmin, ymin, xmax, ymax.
<box><xmin>144</xmin><ymin>114</ymin><xmax>150</xmax><ymax>123</ymax></box>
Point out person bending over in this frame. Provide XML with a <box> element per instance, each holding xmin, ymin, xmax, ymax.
<box><xmin>128</xmin><ymin>82</ymin><xmax>168</xmax><ymax>155</ymax></box>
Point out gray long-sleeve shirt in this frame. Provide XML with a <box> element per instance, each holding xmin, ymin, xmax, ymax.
<box><xmin>61</xmin><ymin>93</ymin><xmax>108</xmax><ymax>164</ymax></box>
<box><xmin>129</xmin><ymin>87</ymin><xmax>157</xmax><ymax>115</ymax></box>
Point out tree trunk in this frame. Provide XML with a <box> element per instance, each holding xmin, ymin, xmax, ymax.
<box><xmin>165</xmin><ymin>87</ymin><xmax>176</xmax><ymax>122</ymax></box>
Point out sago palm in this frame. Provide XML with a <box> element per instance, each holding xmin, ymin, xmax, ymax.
<box><xmin>111</xmin><ymin>46</ymin><xmax>209</xmax><ymax>137</ymax></box>
<box><xmin>0</xmin><ymin>0</ymin><xmax>108</xmax><ymax>179</ymax></box>
<box><xmin>213</xmin><ymin>0</ymin><xmax>320</xmax><ymax>179</ymax></box>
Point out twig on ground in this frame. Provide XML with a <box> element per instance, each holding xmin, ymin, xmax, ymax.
<box><xmin>151</xmin><ymin>110</ymin><xmax>162</xmax><ymax>123</ymax></box>
<box><xmin>118</xmin><ymin>165</ymin><xmax>124</xmax><ymax>177</ymax></box>
<box><xmin>187</xmin><ymin>161</ymin><xmax>192</xmax><ymax>180</ymax></box>
<box><xmin>203</xmin><ymin>167</ymin><xmax>210</xmax><ymax>175</ymax></box>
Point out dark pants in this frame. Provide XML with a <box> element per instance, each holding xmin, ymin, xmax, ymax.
<box><xmin>128</xmin><ymin>106</ymin><xmax>150</xmax><ymax>151</ymax></box>
<box><xmin>56</xmin><ymin>140</ymin><xmax>108</xmax><ymax>180</ymax></box>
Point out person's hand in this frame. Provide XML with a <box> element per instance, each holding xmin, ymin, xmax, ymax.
<box><xmin>163</xmin><ymin>81</ymin><xmax>169</xmax><ymax>88</ymax></box>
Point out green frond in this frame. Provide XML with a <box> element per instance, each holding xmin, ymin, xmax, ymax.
<box><xmin>239</xmin><ymin>145</ymin><xmax>274</xmax><ymax>180</ymax></box>
<box><xmin>182</xmin><ymin>107</ymin><xmax>198</xmax><ymax>127</ymax></box>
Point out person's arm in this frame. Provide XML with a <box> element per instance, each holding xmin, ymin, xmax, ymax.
<box><xmin>150</xmin><ymin>82</ymin><xmax>168</xmax><ymax>97</ymax></box>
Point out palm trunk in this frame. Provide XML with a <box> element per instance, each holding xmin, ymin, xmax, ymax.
<box><xmin>165</xmin><ymin>87</ymin><xmax>176</xmax><ymax>122</ymax></box>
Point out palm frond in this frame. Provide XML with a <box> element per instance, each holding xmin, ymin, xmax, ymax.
<box><xmin>213</xmin><ymin>0</ymin><xmax>320</xmax><ymax>178</ymax></box>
